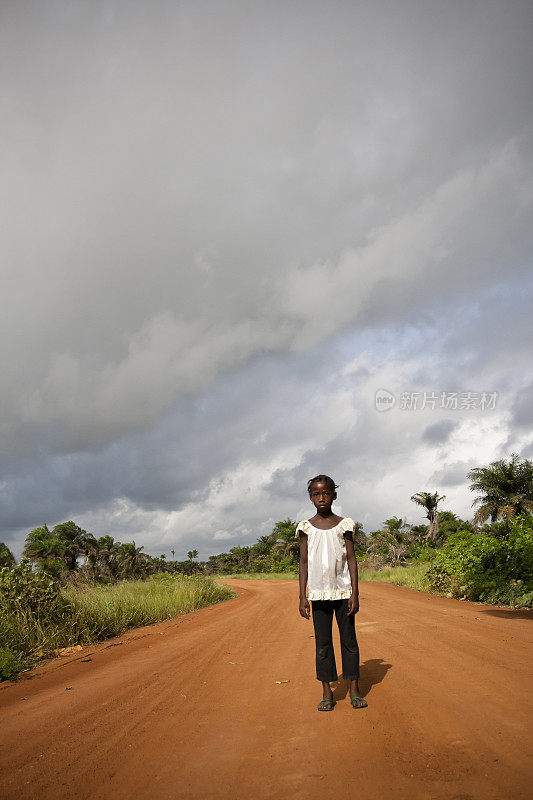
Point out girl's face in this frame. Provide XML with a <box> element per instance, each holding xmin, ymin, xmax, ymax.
<box><xmin>309</xmin><ymin>480</ymin><xmax>336</xmax><ymax>512</ymax></box>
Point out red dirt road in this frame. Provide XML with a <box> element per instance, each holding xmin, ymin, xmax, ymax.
<box><xmin>0</xmin><ymin>580</ymin><xmax>531</xmax><ymax>800</ymax></box>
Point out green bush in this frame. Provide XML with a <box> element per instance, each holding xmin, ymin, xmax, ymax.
<box><xmin>0</xmin><ymin>563</ymin><xmax>70</xmax><ymax>618</ymax></box>
<box><xmin>426</xmin><ymin>514</ymin><xmax>533</xmax><ymax>607</ymax></box>
<box><xmin>0</xmin><ymin>647</ymin><xmax>22</xmax><ymax>681</ymax></box>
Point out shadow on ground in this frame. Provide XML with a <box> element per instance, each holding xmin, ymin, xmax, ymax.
<box><xmin>481</xmin><ymin>608</ymin><xmax>532</xmax><ymax>621</ymax></box>
<box><xmin>332</xmin><ymin>657</ymin><xmax>392</xmax><ymax>701</ymax></box>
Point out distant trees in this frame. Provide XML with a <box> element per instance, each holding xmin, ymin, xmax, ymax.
<box><xmin>206</xmin><ymin>518</ymin><xmax>368</xmax><ymax>574</ymax></box>
<box><xmin>20</xmin><ymin>523</ymin><xmax>174</xmax><ymax>583</ymax></box>
<box><xmin>207</xmin><ymin>520</ymin><xmax>299</xmax><ymax>574</ymax></box>
<box><xmin>7</xmin><ymin>452</ymin><xmax>532</xmax><ymax>584</ymax></box>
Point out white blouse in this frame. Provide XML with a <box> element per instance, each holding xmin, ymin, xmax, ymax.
<box><xmin>295</xmin><ymin>517</ymin><xmax>355</xmax><ymax>601</ymax></box>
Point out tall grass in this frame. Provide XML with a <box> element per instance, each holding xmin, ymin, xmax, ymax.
<box><xmin>63</xmin><ymin>574</ymin><xmax>235</xmax><ymax>638</ymax></box>
<box><xmin>358</xmin><ymin>561</ymin><xmax>431</xmax><ymax>591</ymax></box>
<box><xmin>0</xmin><ymin>574</ymin><xmax>234</xmax><ymax>680</ymax></box>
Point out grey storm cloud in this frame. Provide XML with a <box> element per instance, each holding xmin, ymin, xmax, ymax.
<box><xmin>422</xmin><ymin>420</ymin><xmax>458</xmax><ymax>445</ymax></box>
<box><xmin>429</xmin><ymin>462</ymin><xmax>477</xmax><ymax>489</ymax></box>
<box><xmin>511</xmin><ymin>381</ymin><xmax>533</xmax><ymax>429</ymax></box>
<box><xmin>1</xmin><ymin>0</ymin><xmax>532</xmax><ymax>556</ymax></box>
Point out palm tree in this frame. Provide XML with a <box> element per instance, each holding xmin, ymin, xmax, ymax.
<box><xmin>270</xmin><ymin>519</ymin><xmax>299</xmax><ymax>562</ymax></box>
<box><xmin>468</xmin><ymin>453</ymin><xmax>533</xmax><ymax>524</ymax></box>
<box><xmin>171</xmin><ymin>549</ymin><xmax>175</xmax><ymax>560</ymax></box>
<box><xmin>23</xmin><ymin>524</ymin><xmax>65</xmax><ymax>564</ymax></box>
<box><xmin>270</xmin><ymin>519</ymin><xmax>297</xmax><ymax>542</ymax></box>
<box><xmin>187</xmin><ymin>549</ymin><xmax>199</xmax><ymax>561</ymax></box>
<box><xmin>271</xmin><ymin>538</ymin><xmax>300</xmax><ymax>561</ymax></box>
<box><xmin>96</xmin><ymin>535</ymin><xmax>121</xmax><ymax>579</ymax></box>
<box><xmin>52</xmin><ymin>521</ymin><xmax>88</xmax><ymax>571</ymax></box>
<box><xmin>80</xmin><ymin>532</ymin><xmax>100</xmax><ymax>575</ymax></box>
<box><xmin>410</xmin><ymin>491</ymin><xmax>446</xmax><ymax>546</ymax></box>
<box><xmin>253</xmin><ymin>535</ymin><xmax>273</xmax><ymax>556</ymax></box>
<box><xmin>117</xmin><ymin>541</ymin><xmax>147</xmax><ymax>578</ymax></box>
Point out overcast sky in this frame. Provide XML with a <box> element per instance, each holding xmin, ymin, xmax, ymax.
<box><xmin>1</xmin><ymin>0</ymin><xmax>532</xmax><ymax>559</ymax></box>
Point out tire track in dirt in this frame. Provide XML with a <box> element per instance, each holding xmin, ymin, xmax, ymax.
<box><xmin>0</xmin><ymin>580</ymin><xmax>531</xmax><ymax>800</ymax></box>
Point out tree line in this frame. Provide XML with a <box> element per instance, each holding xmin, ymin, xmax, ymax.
<box><xmin>0</xmin><ymin>524</ymin><xmax>203</xmax><ymax>582</ymax></box>
<box><xmin>1</xmin><ymin>453</ymin><xmax>532</xmax><ymax>582</ymax></box>
<box><xmin>208</xmin><ymin>453</ymin><xmax>533</xmax><ymax>573</ymax></box>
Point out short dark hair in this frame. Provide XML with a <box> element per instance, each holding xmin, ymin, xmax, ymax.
<box><xmin>307</xmin><ymin>474</ymin><xmax>339</xmax><ymax>495</ymax></box>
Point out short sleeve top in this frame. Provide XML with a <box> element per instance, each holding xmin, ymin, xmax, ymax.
<box><xmin>295</xmin><ymin>517</ymin><xmax>355</xmax><ymax>601</ymax></box>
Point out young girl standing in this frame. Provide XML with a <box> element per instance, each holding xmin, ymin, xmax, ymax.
<box><xmin>296</xmin><ymin>474</ymin><xmax>367</xmax><ymax>711</ymax></box>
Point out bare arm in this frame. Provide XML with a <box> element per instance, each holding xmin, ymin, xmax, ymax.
<box><xmin>344</xmin><ymin>531</ymin><xmax>360</xmax><ymax>615</ymax></box>
<box><xmin>298</xmin><ymin>533</ymin><xmax>310</xmax><ymax>619</ymax></box>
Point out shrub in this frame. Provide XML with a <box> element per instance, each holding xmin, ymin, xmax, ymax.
<box><xmin>426</xmin><ymin>514</ymin><xmax>533</xmax><ymax>606</ymax></box>
<box><xmin>0</xmin><ymin>564</ymin><xmax>70</xmax><ymax>619</ymax></box>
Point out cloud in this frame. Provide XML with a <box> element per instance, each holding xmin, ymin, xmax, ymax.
<box><xmin>511</xmin><ymin>381</ymin><xmax>533</xmax><ymax>429</ymax></box>
<box><xmin>429</xmin><ymin>461</ymin><xmax>477</xmax><ymax>488</ymax></box>
<box><xmin>422</xmin><ymin>420</ymin><xmax>458</xmax><ymax>445</ymax></box>
<box><xmin>1</xmin><ymin>1</ymin><xmax>532</xmax><ymax>556</ymax></box>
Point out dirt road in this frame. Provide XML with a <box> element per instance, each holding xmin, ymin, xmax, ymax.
<box><xmin>0</xmin><ymin>580</ymin><xmax>531</xmax><ymax>800</ymax></box>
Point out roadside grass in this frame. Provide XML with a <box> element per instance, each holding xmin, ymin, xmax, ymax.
<box><xmin>359</xmin><ymin>561</ymin><xmax>431</xmax><ymax>591</ymax></box>
<box><xmin>0</xmin><ymin>574</ymin><xmax>235</xmax><ymax>680</ymax></box>
<box><xmin>63</xmin><ymin>574</ymin><xmax>235</xmax><ymax>638</ymax></box>
<box><xmin>214</xmin><ymin>572</ymin><xmax>298</xmax><ymax>580</ymax></box>
<box><xmin>214</xmin><ymin>564</ymin><xmax>431</xmax><ymax>590</ymax></box>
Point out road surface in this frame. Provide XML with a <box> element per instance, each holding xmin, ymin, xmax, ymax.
<box><xmin>0</xmin><ymin>580</ymin><xmax>531</xmax><ymax>800</ymax></box>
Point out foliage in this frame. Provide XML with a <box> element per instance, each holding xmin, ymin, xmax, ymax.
<box><xmin>0</xmin><ymin>563</ymin><xmax>69</xmax><ymax>618</ymax></box>
<box><xmin>437</xmin><ymin>510</ymin><xmax>475</xmax><ymax>539</ymax></box>
<box><xmin>468</xmin><ymin>453</ymin><xmax>533</xmax><ymax>524</ymax></box>
<box><xmin>0</xmin><ymin>647</ymin><xmax>22</xmax><ymax>681</ymax></box>
<box><xmin>23</xmin><ymin>525</ymin><xmax>65</xmax><ymax>565</ymax></box>
<box><xmin>365</xmin><ymin>511</ymin><xmax>473</xmax><ymax>567</ymax></box>
<box><xmin>23</xmin><ymin>521</ymin><xmax>88</xmax><ymax>576</ymax></box>
<box><xmin>366</xmin><ymin>517</ymin><xmax>416</xmax><ymax>565</ymax></box>
<box><xmin>0</xmin><ymin>542</ymin><xmax>16</xmax><ymax>569</ymax></box>
<box><xmin>426</xmin><ymin>514</ymin><xmax>533</xmax><ymax>607</ymax></box>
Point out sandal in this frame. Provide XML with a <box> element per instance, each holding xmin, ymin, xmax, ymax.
<box><xmin>317</xmin><ymin>698</ymin><xmax>335</xmax><ymax>711</ymax></box>
<box><xmin>350</xmin><ymin>695</ymin><xmax>368</xmax><ymax>709</ymax></box>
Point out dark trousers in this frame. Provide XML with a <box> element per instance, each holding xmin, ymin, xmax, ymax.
<box><xmin>311</xmin><ymin>599</ymin><xmax>360</xmax><ymax>682</ymax></box>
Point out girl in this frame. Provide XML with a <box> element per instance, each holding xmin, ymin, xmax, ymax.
<box><xmin>296</xmin><ymin>474</ymin><xmax>367</xmax><ymax>711</ymax></box>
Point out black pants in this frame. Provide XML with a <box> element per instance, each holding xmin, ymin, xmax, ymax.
<box><xmin>311</xmin><ymin>599</ymin><xmax>360</xmax><ymax>682</ymax></box>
